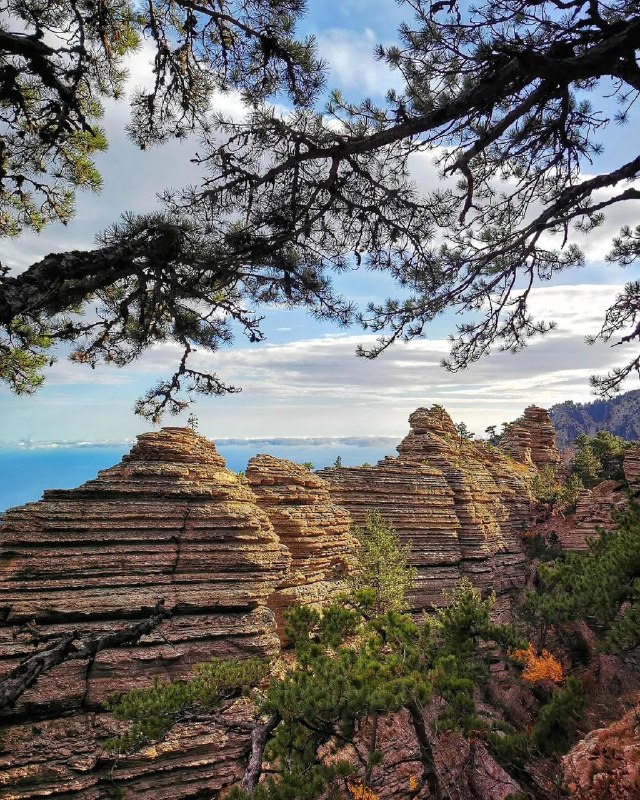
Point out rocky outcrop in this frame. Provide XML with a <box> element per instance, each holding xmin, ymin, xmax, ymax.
<box><xmin>0</xmin><ymin>407</ymin><xmax>553</xmax><ymax>798</ymax></box>
<box><xmin>399</xmin><ymin>407</ymin><xmax>533</xmax><ymax>609</ymax></box>
<box><xmin>321</xmin><ymin>406</ymin><xmax>534</xmax><ymax>613</ymax></box>
<box><xmin>246</xmin><ymin>454</ymin><xmax>356</xmax><ymax>638</ymax></box>
<box><xmin>548</xmin><ymin>442</ymin><xmax>640</xmax><ymax>551</ymax></box>
<box><xmin>331</xmin><ymin>706</ymin><xmax>523</xmax><ymax>800</ymax></box>
<box><xmin>500</xmin><ymin>405</ymin><xmax>561</xmax><ymax>471</ymax></box>
<box><xmin>563</xmin><ymin>703</ymin><xmax>640</xmax><ymax>799</ymax></box>
<box><xmin>0</xmin><ymin>428</ymin><xmax>289</xmax><ymax>799</ymax></box>
<box><xmin>319</xmin><ymin>457</ymin><xmax>463</xmax><ymax>610</ymax></box>
<box><xmin>624</xmin><ymin>443</ymin><xmax>640</xmax><ymax>485</ymax></box>
<box><xmin>555</xmin><ymin>481</ymin><xmax>627</xmax><ymax>551</ymax></box>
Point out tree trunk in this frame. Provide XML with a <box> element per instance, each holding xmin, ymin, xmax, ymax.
<box><xmin>407</xmin><ymin>701</ymin><xmax>442</xmax><ymax>800</ymax></box>
<box><xmin>0</xmin><ymin>602</ymin><xmax>170</xmax><ymax>709</ymax></box>
<box><xmin>240</xmin><ymin>712</ymin><xmax>281</xmax><ymax>794</ymax></box>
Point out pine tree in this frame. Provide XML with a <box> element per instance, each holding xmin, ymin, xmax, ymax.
<box><xmin>104</xmin><ymin>658</ymin><xmax>269</xmax><ymax>753</ymax></box>
<box><xmin>350</xmin><ymin>511</ymin><xmax>416</xmax><ymax>613</ymax></box>
<box><xmin>571</xmin><ymin>439</ymin><xmax>603</xmax><ymax>488</ymax></box>
<box><xmin>571</xmin><ymin>431</ymin><xmax>631</xmax><ymax>487</ymax></box>
<box><xmin>455</xmin><ymin>422</ymin><xmax>475</xmax><ymax>441</ymax></box>
<box><xmin>105</xmin><ymin>578</ymin><xmax>528</xmax><ymax>799</ymax></box>
<box><xmin>3</xmin><ymin>2</ymin><xmax>640</xmax><ymax>415</ymax></box>
<box><xmin>523</xmin><ymin>499</ymin><xmax>640</xmax><ymax>653</ymax></box>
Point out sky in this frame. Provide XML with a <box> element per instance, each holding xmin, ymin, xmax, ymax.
<box><xmin>1</xmin><ymin>0</ymin><xmax>639</xmax><ymax>446</ymax></box>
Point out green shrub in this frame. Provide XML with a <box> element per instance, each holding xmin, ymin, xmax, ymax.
<box><xmin>104</xmin><ymin>658</ymin><xmax>268</xmax><ymax>753</ymax></box>
<box><xmin>523</xmin><ymin>499</ymin><xmax>640</xmax><ymax>652</ymax></box>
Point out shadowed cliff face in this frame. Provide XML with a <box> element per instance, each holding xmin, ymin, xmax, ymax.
<box><xmin>320</xmin><ymin>405</ymin><xmax>543</xmax><ymax>614</ymax></box>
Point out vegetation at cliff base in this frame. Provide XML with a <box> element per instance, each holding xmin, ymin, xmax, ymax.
<box><xmin>570</xmin><ymin>431</ymin><xmax>630</xmax><ymax>488</ymax></box>
<box><xmin>350</xmin><ymin>511</ymin><xmax>416</xmax><ymax>613</ymax></box>
<box><xmin>531</xmin><ymin>466</ymin><xmax>584</xmax><ymax>512</ymax></box>
<box><xmin>106</xmin><ymin>580</ymin><xmax>540</xmax><ymax>799</ymax></box>
<box><xmin>103</xmin><ymin>513</ymin><xmax>594</xmax><ymax>798</ymax></box>
<box><xmin>524</xmin><ymin>499</ymin><xmax>640</xmax><ymax>654</ymax></box>
<box><xmin>530</xmin><ymin>427</ymin><xmax>632</xmax><ymax>511</ymax></box>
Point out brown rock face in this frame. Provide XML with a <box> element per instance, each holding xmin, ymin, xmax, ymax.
<box><xmin>320</xmin><ymin>406</ymin><xmax>533</xmax><ymax>613</ymax></box>
<box><xmin>330</xmin><ymin>706</ymin><xmax>522</xmax><ymax>800</ymax></box>
<box><xmin>0</xmin><ymin>408</ymin><xmax>549</xmax><ymax>797</ymax></box>
<box><xmin>0</xmin><ymin>428</ymin><xmax>289</xmax><ymax>799</ymax></box>
<box><xmin>563</xmin><ymin>704</ymin><xmax>640</xmax><ymax>800</ymax></box>
<box><xmin>549</xmin><ymin>442</ymin><xmax>639</xmax><ymax>552</ymax></box>
<box><xmin>246</xmin><ymin>454</ymin><xmax>356</xmax><ymax>638</ymax></box>
<box><xmin>319</xmin><ymin>457</ymin><xmax>462</xmax><ymax>610</ymax></box>
<box><xmin>555</xmin><ymin>481</ymin><xmax>627</xmax><ymax>551</ymax></box>
<box><xmin>624</xmin><ymin>443</ymin><xmax>640</xmax><ymax>485</ymax></box>
<box><xmin>500</xmin><ymin>406</ymin><xmax>561</xmax><ymax>471</ymax></box>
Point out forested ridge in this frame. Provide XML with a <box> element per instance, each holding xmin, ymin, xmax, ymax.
<box><xmin>550</xmin><ymin>389</ymin><xmax>640</xmax><ymax>448</ymax></box>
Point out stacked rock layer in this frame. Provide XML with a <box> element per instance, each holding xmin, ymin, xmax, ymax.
<box><xmin>319</xmin><ymin>457</ymin><xmax>462</xmax><ymax>610</ymax></box>
<box><xmin>499</xmin><ymin>406</ymin><xmax>562</xmax><ymax>472</ymax></box>
<box><xmin>0</xmin><ymin>428</ymin><xmax>289</xmax><ymax>799</ymax></box>
<box><xmin>624</xmin><ymin>443</ymin><xmax>640</xmax><ymax>485</ymax></box>
<box><xmin>0</xmin><ymin>408</ymin><xmax>550</xmax><ymax>798</ymax></box>
<box><xmin>246</xmin><ymin>454</ymin><xmax>357</xmax><ymax>638</ymax></box>
<box><xmin>555</xmin><ymin>481</ymin><xmax>627</xmax><ymax>551</ymax></box>
<box><xmin>321</xmin><ymin>406</ymin><xmax>538</xmax><ymax>613</ymax></box>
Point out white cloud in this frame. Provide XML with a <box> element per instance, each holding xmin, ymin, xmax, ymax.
<box><xmin>9</xmin><ymin>282</ymin><xmax>626</xmax><ymax>441</ymax></box>
<box><xmin>316</xmin><ymin>28</ymin><xmax>401</xmax><ymax>96</ymax></box>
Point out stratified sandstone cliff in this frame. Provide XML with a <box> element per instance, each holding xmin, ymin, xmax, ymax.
<box><xmin>0</xmin><ymin>408</ymin><xmax>557</xmax><ymax>798</ymax></box>
<box><xmin>624</xmin><ymin>442</ymin><xmax>640</xmax><ymax>486</ymax></box>
<box><xmin>320</xmin><ymin>405</ymin><xmax>537</xmax><ymax>613</ymax></box>
<box><xmin>246</xmin><ymin>454</ymin><xmax>356</xmax><ymax>638</ymax></box>
<box><xmin>319</xmin><ymin>457</ymin><xmax>462</xmax><ymax>610</ymax></box>
<box><xmin>555</xmin><ymin>481</ymin><xmax>626</xmax><ymax>551</ymax></box>
<box><xmin>0</xmin><ymin>428</ymin><xmax>289</xmax><ymax>799</ymax></box>
<box><xmin>500</xmin><ymin>405</ymin><xmax>562</xmax><ymax>471</ymax></box>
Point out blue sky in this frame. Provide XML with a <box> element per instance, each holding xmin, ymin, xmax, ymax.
<box><xmin>1</xmin><ymin>0</ymin><xmax>639</xmax><ymax>446</ymax></box>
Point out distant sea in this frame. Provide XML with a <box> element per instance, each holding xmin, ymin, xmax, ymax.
<box><xmin>0</xmin><ymin>439</ymin><xmax>400</xmax><ymax>512</ymax></box>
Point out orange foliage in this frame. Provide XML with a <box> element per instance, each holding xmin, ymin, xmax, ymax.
<box><xmin>512</xmin><ymin>642</ymin><xmax>563</xmax><ymax>684</ymax></box>
<box><xmin>408</xmin><ymin>775</ymin><xmax>420</xmax><ymax>792</ymax></box>
<box><xmin>347</xmin><ymin>781</ymin><xmax>379</xmax><ymax>800</ymax></box>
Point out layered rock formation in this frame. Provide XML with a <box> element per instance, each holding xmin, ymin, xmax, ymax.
<box><xmin>320</xmin><ymin>457</ymin><xmax>462</xmax><ymax>610</ymax></box>
<box><xmin>321</xmin><ymin>406</ymin><xmax>535</xmax><ymax>613</ymax></box>
<box><xmin>0</xmin><ymin>428</ymin><xmax>289</xmax><ymax>799</ymax></box>
<box><xmin>555</xmin><ymin>481</ymin><xmax>627</xmax><ymax>551</ymax></box>
<box><xmin>624</xmin><ymin>443</ymin><xmax>640</xmax><ymax>485</ymax></box>
<box><xmin>399</xmin><ymin>407</ymin><xmax>533</xmax><ymax>607</ymax></box>
<box><xmin>0</xmin><ymin>408</ymin><xmax>553</xmax><ymax>798</ymax></box>
<box><xmin>246</xmin><ymin>454</ymin><xmax>356</xmax><ymax>638</ymax></box>
<box><xmin>500</xmin><ymin>405</ymin><xmax>562</xmax><ymax>471</ymax></box>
